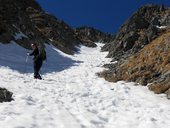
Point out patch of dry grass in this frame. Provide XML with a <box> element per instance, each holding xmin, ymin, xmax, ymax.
<box><xmin>102</xmin><ymin>29</ymin><xmax>170</xmax><ymax>94</ymax></box>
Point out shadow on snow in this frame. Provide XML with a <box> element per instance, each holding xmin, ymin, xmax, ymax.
<box><xmin>0</xmin><ymin>42</ymin><xmax>82</xmax><ymax>74</ymax></box>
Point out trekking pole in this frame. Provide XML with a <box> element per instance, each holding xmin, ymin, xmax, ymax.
<box><xmin>24</xmin><ymin>54</ymin><xmax>29</xmax><ymax>73</ymax></box>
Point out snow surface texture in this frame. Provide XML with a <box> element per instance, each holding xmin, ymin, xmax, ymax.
<box><xmin>0</xmin><ymin>43</ymin><xmax>170</xmax><ymax>128</ymax></box>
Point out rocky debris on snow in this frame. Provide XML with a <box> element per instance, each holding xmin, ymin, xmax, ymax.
<box><xmin>0</xmin><ymin>88</ymin><xmax>13</xmax><ymax>102</ymax></box>
<box><xmin>0</xmin><ymin>0</ymin><xmax>113</xmax><ymax>55</ymax></box>
<box><xmin>99</xmin><ymin>4</ymin><xmax>170</xmax><ymax>98</ymax></box>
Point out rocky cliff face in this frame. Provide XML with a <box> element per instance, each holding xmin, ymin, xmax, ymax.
<box><xmin>102</xmin><ymin>4</ymin><xmax>170</xmax><ymax>60</ymax></box>
<box><xmin>0</xmin><ymin>0</ymin><xmax>112</xmax><ymax>54</ymax></box>
<box><xmin>100</xmin><ymin>4</ymin><xmax>170</xmax><ymax>98</ymax></box>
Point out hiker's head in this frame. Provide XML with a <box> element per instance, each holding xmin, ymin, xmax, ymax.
<box><xmin>31</xmin><ymin>43</ymin><xmax>37</xmax><ymax>49</ymax></box>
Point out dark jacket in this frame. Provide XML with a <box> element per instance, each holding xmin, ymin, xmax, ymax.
<box><xmin>29</xmin><ymin>47</ymin><xmax>40</xmax><ymax>61</ymax></box>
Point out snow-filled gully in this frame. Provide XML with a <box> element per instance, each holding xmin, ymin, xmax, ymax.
<box><xmin>0</xmin><ymin>43</ymin><xmax>170</xmax><ymax>128</ymax></box>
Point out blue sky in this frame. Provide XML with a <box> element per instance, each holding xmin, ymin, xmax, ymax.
<box><xmin>36</xmin><ymin>0</ymin><xmax>170</xmax><ymax>33</ymax></box>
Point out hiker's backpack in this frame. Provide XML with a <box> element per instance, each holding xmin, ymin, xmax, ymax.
<box><xmin>39</xmin><ymin>46</ymin><xmax>47</xmax><ymax>61</ymax></box>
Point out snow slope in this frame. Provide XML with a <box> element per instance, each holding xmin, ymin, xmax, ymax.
<box><xmin>0</xmin><ymin>42</ymin><xmax>79</xmax><ymax>73</ymax></box>
<box><xmin>0</xmin><ymin>42</ymin><xmax>170</xmax><ymax>128</ymax></box>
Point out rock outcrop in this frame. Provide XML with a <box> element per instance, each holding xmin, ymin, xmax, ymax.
<box><xmin>100</xmin><ymin>4</ymin><xmax>170</xmax><ymax>98</ymax></box>
<box><xmin>0</xmin><ymin>0</ymin><xmax>113</xmax><ymax>54</ymax></box>
<box><xmin>0</xmin><ymin>88</ymin><xmax>13</xmax><ymax>102</ymax></box>
<box><xmin>75</xmin><ymin>26</ymin><xmax>114</xmax><ymax>47</ymax></box>
<box><xmin>102</xmin><ymin>4</ymin><xmax>170</xmax><ymax>61</ymax></box>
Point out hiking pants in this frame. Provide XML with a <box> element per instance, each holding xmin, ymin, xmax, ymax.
<box><xmin>34</xmin><ymin>59</ymin><xmax>43</xmax><ymax>79</ymax></box>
